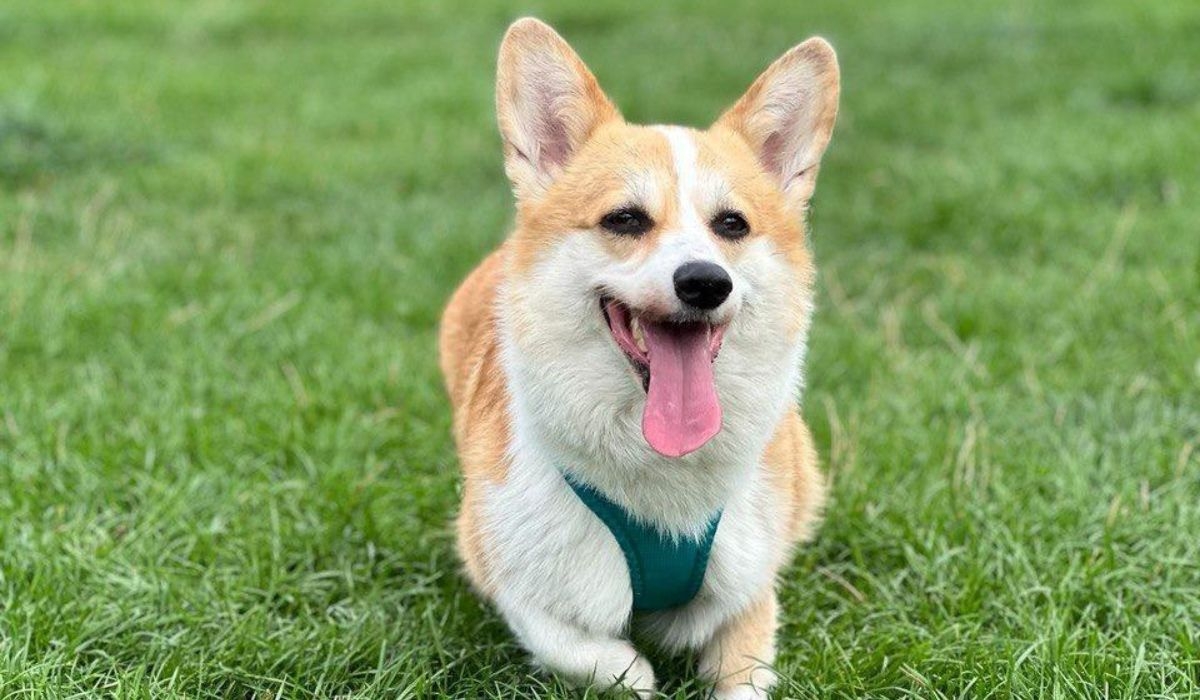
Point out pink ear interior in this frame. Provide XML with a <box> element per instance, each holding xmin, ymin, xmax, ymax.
<box><xmin>761</xmin><ymin>129</ymin><xmax>788</xmax><ymax>178</ymax></box>
<box><xmin>529</xmin><ymin>82</ymin><xmax>571</xmax><ymax>170</ymax></box>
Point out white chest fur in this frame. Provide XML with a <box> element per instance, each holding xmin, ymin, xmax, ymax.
<box><xmin>481</xmin><ymin>439</ymin><xmax>784</xmax><ymax>651</ymax></box>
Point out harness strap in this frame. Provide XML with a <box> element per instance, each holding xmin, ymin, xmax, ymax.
<box><xmin>563</xmin><ymin>472</ymin><xmax>722</xmax><ymax>612</ymax></box>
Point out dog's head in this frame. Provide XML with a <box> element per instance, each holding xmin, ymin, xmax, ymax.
<box><xmin>495</xmin><ymin>18</ymin><xmax>839</xmax><ymax>464</ymax></box>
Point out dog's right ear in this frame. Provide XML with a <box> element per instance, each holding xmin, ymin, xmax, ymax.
<box><xmin>496</xmin><ymin>18</ymin><xmax>620</xmax><ymax>200</ymax></box>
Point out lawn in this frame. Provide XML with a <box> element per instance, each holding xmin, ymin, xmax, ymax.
<box><xmin>1</xmin><ymin>0</ymin><xmax>1198</xmax><ymax>697</ymax></box>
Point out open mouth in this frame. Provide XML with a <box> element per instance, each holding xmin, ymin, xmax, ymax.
<box><xmin>601</xmin><ymin>297</ymin><xmax>727</xmax><ymax>458</ymax></box>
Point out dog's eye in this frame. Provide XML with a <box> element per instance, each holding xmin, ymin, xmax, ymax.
<box><xmin>711</xmin><ymin>211</ymin><xmax>750</xmax><ymax>239</ymax></box>
<box><xmin>600</xmin><ymin>207</ymin><xmax>653</xmax><ymax>236</ymax></box>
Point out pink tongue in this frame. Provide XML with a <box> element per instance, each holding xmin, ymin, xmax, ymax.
<box><xmin>640</xmin><ymin>321</ymin><xmax>722</xmax><ymax>457</ymax></box>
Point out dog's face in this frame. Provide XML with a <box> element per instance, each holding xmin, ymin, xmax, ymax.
<box><xmin>495</xmin><ymin>19</ymin><xmax>839</xmax><ymax>464</ymax></box>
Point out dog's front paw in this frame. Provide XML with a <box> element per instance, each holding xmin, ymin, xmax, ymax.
<box><xmin>594</xmin><ymin>648</ymin><xmax>656</xmax><ymax>698</ymax></box>
<box><xmin>709</xmin><ymin>666</ymin><xmax>776</xmax><ymax>700</ymax></box>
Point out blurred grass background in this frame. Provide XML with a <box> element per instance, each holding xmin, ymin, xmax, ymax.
<box><xmin>1</xmin><ymin>0</ymin><xmax>1198</xmax><ymax>697</ymax></box>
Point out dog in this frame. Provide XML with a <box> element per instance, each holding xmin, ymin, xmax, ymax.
<box><xmin>439</xmin><ymin>17</ymin><xmax>839</xmax><ymax>698</ymax></box>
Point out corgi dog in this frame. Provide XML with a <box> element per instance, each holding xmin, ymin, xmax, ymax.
<box><xmin>439</xmin><ymin>17</ymin><xmax>839</xmax><ymax>699</ymax></box>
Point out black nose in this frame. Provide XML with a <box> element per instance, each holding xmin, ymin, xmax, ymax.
<box><xmin>673</xmin><ymin>261</ymin><xmax>732</xmax><ymax>310</ymax></box>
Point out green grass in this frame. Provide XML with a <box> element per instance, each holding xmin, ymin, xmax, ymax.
<box><xmin>2</xmin><ymin>0</ymin><xmax>1198</xmax><ymax>697</ymax></box>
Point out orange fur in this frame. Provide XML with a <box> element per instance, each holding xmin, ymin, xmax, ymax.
<box><xmin>510</xmin><ymin>123</ymin><xmax>676</xmax><ymax>272</ymax></box>
<box><xmin>439</xmin><ymin>249</ymin><xmax>512</xmax><ymax>595</ymax></box>
<box><xmin>700</xmin><ymin>589</ymin><xmax>779</xmax><ymax>692</ymax></box>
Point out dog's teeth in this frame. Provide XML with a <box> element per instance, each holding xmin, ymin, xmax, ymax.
<box><xmin>631</xmin><ymin>316</ymin><xmax>648</xmax><ymax>353</ymax></box>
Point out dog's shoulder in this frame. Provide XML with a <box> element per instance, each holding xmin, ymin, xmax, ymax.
<box><xmin>439</xmin><ymin>246</ymin><xmax>512</xmax><ymax>479</ymax></box>
<box><xmin>763</xmin><ymin>410</ymin><xmax>826</xmax><ymax>545</ymax></box>
<box><xmin>439</xmin><ymin>247</ymin><xmax>506</xmax><ymax>408</ymax></box>
<box><xmin>440</xmin><ymin>247</ymin><xmax>514</xmax><ymax>596</ymax></box>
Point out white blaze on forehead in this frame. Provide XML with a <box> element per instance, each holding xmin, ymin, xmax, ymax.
<box><xmin>656</xmin><ymin>126</ymin><xmax>703</xmax><ymax>232</ymax></box>
<box><xmin>653</xmin><ymin>126</ymin><xmax>725</xmax><ymax>264</ymax></box>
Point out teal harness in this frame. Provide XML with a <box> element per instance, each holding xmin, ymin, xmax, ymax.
<box><xmin>563</xmin><ymin>472</ymin><xmax>722</xmax><ymax>612</ymax></box>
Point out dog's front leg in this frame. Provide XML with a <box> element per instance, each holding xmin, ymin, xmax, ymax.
<box><xmin>698</xmin><ymin>589</ymin><xmax>779</xmax><ymax>699</ymax></box>
<box><xmin>495</xmin><ymin>598</ymin><xmax>656</xmax><ymax>697</ymax></box>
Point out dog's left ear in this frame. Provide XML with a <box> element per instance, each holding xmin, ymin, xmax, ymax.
<box><xmin>716</xmin><ymin>38</ymin><xmax>840</xmax><ymax>209</ymax></box>
<box><xmin>496</xmin><ymin>18</ymin><xmax>621</xmax><ymax>200</ymax></box>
